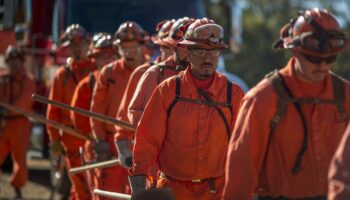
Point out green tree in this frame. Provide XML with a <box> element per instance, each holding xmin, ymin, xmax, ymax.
<box><xmin>206</xmin><ymin>0</ymin><xmax>350</xmax><ymax>87</ymax></box>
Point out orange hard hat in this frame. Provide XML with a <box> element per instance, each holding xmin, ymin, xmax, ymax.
<box><xmin>5</xmin><ymin>45</ymin><xmax>24</xmax><ymax>62</ymax></box>
<box><xmin>162</xmin><ymin>17</ymin><xmax>195</xmax><ymax>47</ymax></box>
<box><xmin>152</xmin><ymin>19</ymin><xmax>176</xmax><ymax>46</ymax></box>
<box><xmin>177</xmin><ymin>18</ymin><xmax>228</xmax><ymax>49</ymax></box>
<box><xmin>274</xmin><ymin>8</ymin><xmax>348</xmax><ymax>56</ymax></box>
<box><xmin>113</xmin><ymin>21</ymin><xmax>149</xmax><ymax>44</ymax></box>
<box><xmin>61</xmin><ymin>24</ymin><xmax>90</xmax><ymax>47</ymax></box>
<box><xmin>88</xmin><ymin>35</ymin><xmax>116</xmax><ymax>57</ymax></box>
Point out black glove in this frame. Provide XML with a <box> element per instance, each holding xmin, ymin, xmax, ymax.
<box><xmin>50</xmin><ymin>140</ymin><xmax>64</xmax><ymax>156</ymax></box>
<box><xmin>93</xmin><ymin>140</ymin><xmax>111</xmax><ymax>161</ymax></box>
<box><xmin>0</xmin><ymin>107</ymin><xmax>8</xmax><ymax>117</ymax></box>
<box><xmin>115</xmin><ymin>140</ymin><xmax>133</xmax><ymax>168</ymax></box>
<box><xmin>128</xmin><ymin>175</ymin><xmax>146</xmax><ymax>193</ymax></box>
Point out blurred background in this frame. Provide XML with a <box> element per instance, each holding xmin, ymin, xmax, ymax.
<box><xmin>0</xmin><ymin>0</ymin><xmax>349</xmax><ymax>199</ymax></box>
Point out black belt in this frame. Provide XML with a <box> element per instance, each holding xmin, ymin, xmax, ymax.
<box><xmin>160</xmin><ymin>172</ymin><xmax>217</xmax><ymax>194</ymax></box>
<box><xmin>256</xmin><ymin>195</ymin><xmax>326</xmax><ymax>200</ymax></box>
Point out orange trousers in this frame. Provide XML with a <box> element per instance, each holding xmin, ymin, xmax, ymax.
<box><xmin>94</xmin><ymin>134</ymin><xmax>130</xmax><ymax>200</ymax></box>
<box><xmin>64</xmin><ymin>151</ymin><xmax>91</xmax><ymax>200</ymax></box>
<box><xmin>0</xmin><ymin>118</ymin><xmax>30</xmax><ymax>188</ymax></box>
<box><xmin>84</xmin><ymin>140</ymin><xmax>97</xmax><ymax>199</ymax></box>
<box><xmin>156</xmin><ymin>175</ymin><xmax>225</xmax><ymax>200</ymax></box>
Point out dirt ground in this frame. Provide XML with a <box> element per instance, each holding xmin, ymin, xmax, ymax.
<box><xmin>0</xmin><ymin>157</ymin><xmax>62</xmax><ymax>200</ymax></box>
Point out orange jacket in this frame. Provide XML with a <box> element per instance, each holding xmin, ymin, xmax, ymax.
<box><xmin>70</xmin><ymin>71</ymin><xmax>98</xmax><ymax>135</ymax></box>
<box><xmin>46</xmin><ymin>59</ymin><xmax>96</xmax><ymax>148</ymax></box>
<box><xmin>114</xmin><ymin>62</ymin><xmax>153</xmax><ymax>141</ymax></box>
<box><xmin>223</xmin><ymin>58</ymin><xmax>350</xmax><ymax>200</ymax></box>
<box><xmin>90</xmin><ymin>58</ymin><xmax>137</xmax><ymax>141</ymax></box>
<box><xmin>132</xmin><ymin>67</ymin><xmax>244</xmax><ymax>180</ymax></box>
<box><xmin>128</xmin><ymin>55</ymin><xmax>183</xmax><ymax>126</ymax></box>
<box><xmin>0</xmin><ymin>72</ymin><xmax>35</xmax><ymax>114</ymax></box>
<box><xmin>328</xmin><ymin>123</ymin><xmax>350</xmax><ymax>200</ymax></box>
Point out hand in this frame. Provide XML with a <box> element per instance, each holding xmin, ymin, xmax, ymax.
<box><xmin>128</xmin><ymin>175</ymin><xmax>146</xmax><ymax>193</ymax></box>
<box><xmin>50</xmin><ymin>140</ymin><xmax>64</xmax><ymax>156</ymax></box>
<box><xmin>0</xmin><ymin>108</ymin><xmax>8</xmax><ymax>117</ymax></box>
<box><xmin>93</xmin><ymin>140</ymin><xmax>111</xmax><ymax>161</ymax></box>
<box><xmin>115</xmin><ymin>140</ymin><xmax>133</xmax><ymax>169</ymax></box>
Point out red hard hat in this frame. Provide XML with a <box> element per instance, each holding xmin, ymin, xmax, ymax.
<box><xmin>88</xmin><ymin>35</ymin><xmax>116</xmax><ymax>57</ymax></box>
<box><xmin>274</xmin><ymin>8</ymin><xmax>348</xmax><ymax>56</ymax></box>
<box><xmin>177</xmin><ymin>18</ymin><xmax>228</xmax><ymax>49</ymax></box>
<box><xmin>152</xmin><ymin>19</ymin><xmax>176</xmax><ymax>46</ymax></box>
<box><xmin>113</xmin><ymin>21</ymin><xmax>149</xmax><ymax>44</ymax></box>
<box><xmin>5</xmin><ymin>45</ymin><xmax>24</xmax><ymax>62</ymax></box>
<box><xmin>162</xmin><ymin>17</ymin><xmax>195</xmax><ymax>47</ymax></box>
<box><xmin>61</xmin><ymin>24</ymin><xmax>90</xmax><ymax>47</ymax></box>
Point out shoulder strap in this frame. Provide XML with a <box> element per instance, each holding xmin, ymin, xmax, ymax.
<box><xmin>106</xmin><ymin>64</ymin><xmax>115</xmax><ymax>85</ymax></box>
<box><xmin>157</xmin><ymin>65</ymin><xmax>177</xmax><ymax>84</ymax></box>
<box><xmin>331</xmin><ymin>73</ymin><xmax>347</xmax><ymax>121</ymax></box>
<box><xmin>63</xmin><ymin>65</ymin><xmax>78</xmax><ymax>85</ymax></box>
<box><xmin>226</xmin><ymin>80</ymin><xmax>233</xmax><ymax>114</ymax></box>
<box><xmin>167</xmin><ymin>76</ymin><xmax>181</xmax><ymax>118</ymax></box>
<box><xmin>89</xmin><ymin>72</ymin><xmax>96</xmax><ymax>95</ymax></box>
<box><xmin>266</xmin><ymin>69</ymin><xmax>290</xmax><ymax>132</ymax></box>
<box><xmin>265</xmin><ymin>69</ymin><xmax>308</xmax><ymax>175</ymax></box>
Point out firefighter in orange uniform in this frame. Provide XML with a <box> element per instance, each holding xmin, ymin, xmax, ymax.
<box><xmin>127</xmin><ymin>17</ymin><xmax>195</xmax><ymax>129</ymax></box>
<box><xmin>130</xmin><ymin>18</ymin><xmax>244</xmax><ymax>200</ymax></box>
<box><xmin>328</xmin><ymin>123</ymin><xmax>350</xmax><ymax>200</ymax></box>
<box><xmin>0</xmin><ymin>45</ymin><xmax>36</xmax><ymax>199</ymax></box>
<box><xmin>89</xmin><ymin>21</ymin><xmax>148</xmax><ymax>198</ymax></box>
<box><xmin>114</xmin><ymin>19</ymin><xmax>176</xmax><ymax>168</ymax></box>
<box><xmin>223</xmin><ymin>8</ymin><xmax>350</xmax><ymax>200</ymax></box>
<box><xmin>46</xmin><ymin>24</ymin><xmax>96</xmax><ymax>200</ymax></box>
<box><xmin>70</xmin><ymin>35</ymin><xmax>118</xmax><ymax>198</ymax></box>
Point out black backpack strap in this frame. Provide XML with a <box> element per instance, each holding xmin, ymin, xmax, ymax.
<box><xmin>167</xmin><ymin>76</ymin><xmax>181</xmax><ymax>118</ymax></box>
<box><xmin>106</xmin><ymin>64</ymin><xmax>115</xmax><ymax>85</ymax></box>
<box><xmin>89</xmin><ymin>72</ymin><xmax>96</xmax><ymax>95</ymax></box>
<box><xmin>63</xmin><ymin>65</ymin><xmax>78</xmax><ymax>85</ymax></box>
<box><xmin>157</xmin><ymin>65</ymin><xmax>180</xmax><ymax>84</ymax></box>
<box><xmin>264</xmin><ymin>69</ymin><xmax>308</xmax><ymax>175</ymax></box>
<box><xmin>197</xmin><ymin>88</ymin><xmax>231</xmax><ymax>140</ymax></box>
<box><xmin>226</xmin><ymin>80</ymin><xmax>233</xmax><ymax>114</ymax></box>
<box><xmin>331</xmin><ymin>73</ymin><xmax>347</xmax><ymax>121</ymax></box>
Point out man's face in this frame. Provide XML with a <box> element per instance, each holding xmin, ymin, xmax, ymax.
<box><xmin>294</xmin><ymin>51</ymin><xmax>337</xmax><ymax>83</ymax></box>
<box><xmin>67</xmin><ymin>39</ymin><xmax>90</xmax><ymax>61</ymax></box>
<box><xmin>159</xmin><ymin>45</ymin><xmax>173</xmax><ymax>61</ymax></box>
<box><xmin>187</xmin><ymin>47</ymin><xmax>220</xmax><ymax>80</ymax></box>
<box><xmin>94</xmin><ymin>52</ymin><xmax>118</xmax><ymax>68</ymax></box>
<box><xmin>7</xmin><ymin>57</ymin><xmax>24</xmax><ymax>75</ymax></box>
<box><xmin>118</xmin><ymin>41</ymin><xmax>145</xmax><ymax>67</ymax></box>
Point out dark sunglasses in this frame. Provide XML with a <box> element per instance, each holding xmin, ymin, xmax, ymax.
<box><xmin>302</xmin><ymin>53</ymin><xmax>338</xmax><ymax>64</ymax></box>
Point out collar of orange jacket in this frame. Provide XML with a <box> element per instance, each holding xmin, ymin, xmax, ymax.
<box><xmin>68</xmin><ymin>58</ymin><xmax>95</xmax><ymax>71</ymax></box>
<box><xmin>189</xmin><ymin>65</ymin><xmax>214</xmax><ymax>90</ymax></box>
<box><xmin>182</xmin><ymin>67</ymin><xmax>224</xmax><ymax>97</ymax></box>
<box><xmin>280</xmin><ymin>57</ymin><xmax>334</xmax><ymax>99</ymax></box>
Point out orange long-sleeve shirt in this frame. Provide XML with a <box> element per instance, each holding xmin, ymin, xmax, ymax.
<box><xmin>90</xmin><ymin>58</ymin><xmax>136</xmax><ymax>141</ymax></box>
<box><xmin>70</xmin><ymin>71</ymin><xmax>98</xmax><ymax>135</ymax></box>
<box><xmin>114</xmin><ymin>62</ymin><xmax>153</xmax><ymax>141</ymax></box>
<box><xmin>128</xmin><ymin>55</ymin><xmax>183</xmax><ymax>126</ymax></box>
<box><xmin>132</xmin><ymin>67</ymin><xmax>244</xmax><ymax>180</ymax></box>
<box><xmin>0</xmin><ymin>72</ymin><xmax>35</xmax><ymax>114</ymax></box>
<box><xmin>223</xmin><ymin>58</ymin><xmax>350</xmax><ymax>200</ymax></box>
<box><xmin>46</xmin><ymin>59</ymin><xmax>96</xmax><ymax>149</ymax></box>
<box><xmin>328</xmin><ymin>123</ymin><xmax>350</xmax><ymax>200</ymax></box>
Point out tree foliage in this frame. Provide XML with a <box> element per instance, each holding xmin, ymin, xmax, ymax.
<box><xmin>207</xmin><ymin>0</ymin><xmax>350</xmax><ymax>87</ymax></box>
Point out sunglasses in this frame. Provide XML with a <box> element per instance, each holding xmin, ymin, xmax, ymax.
<box><xmin>302</xmin><ymin>53</ymin><xmax>338</xmax><ymax>64</ymax></box>
<box><xmin>189</xmin><ymin>48</ymin><xmax>221</xmax><ymax>57</ymax></box>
